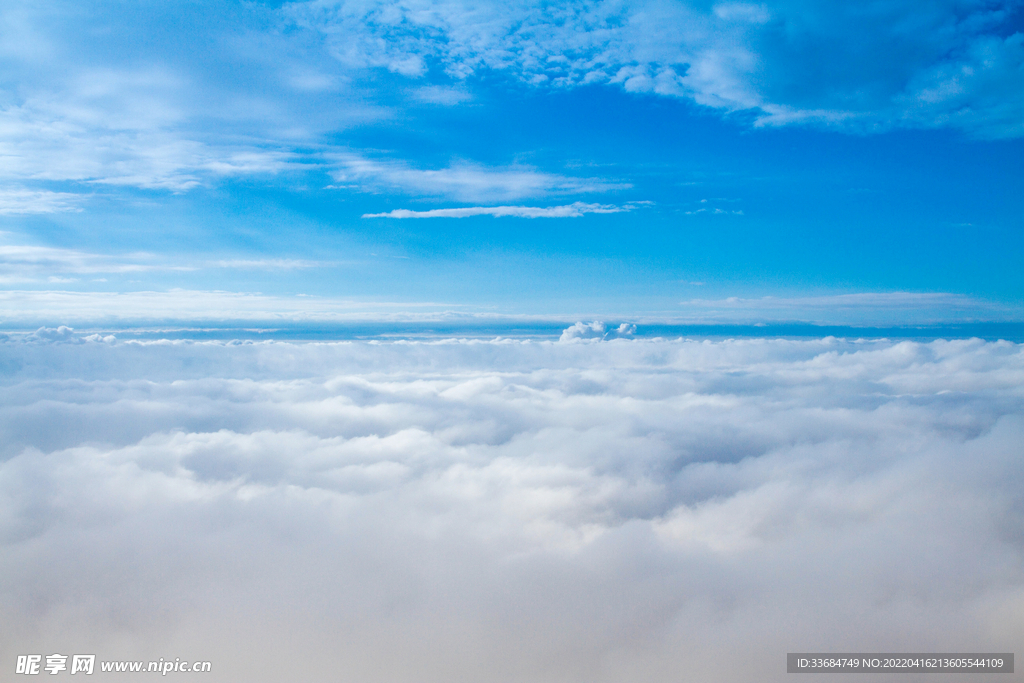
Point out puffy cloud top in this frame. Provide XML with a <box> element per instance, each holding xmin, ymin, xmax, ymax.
<box><xmin>1</xmin><ymin>335</ymin><xmax>1022</xmax><ymax>680</ymax></box>
<box><xmin>559</xmin><ymin>321</ymin><xmax>637</xmax><ymax>341</ymax></box>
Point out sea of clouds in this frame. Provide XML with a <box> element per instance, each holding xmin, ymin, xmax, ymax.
<box><xmin>1</xmin><ymin>330</ymin><xmax>1022</xmax><ymax>681</ymax></box>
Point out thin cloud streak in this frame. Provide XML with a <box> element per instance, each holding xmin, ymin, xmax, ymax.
<box><xmin>678</xmin><ymin>292</ymin><xmax>1023</xmax><ymax>323</ymax></box>
<box><xmin>208</xmin><ymin>259</ymin><xmax>332</xmax><ymax>269</ymax></box>
<box><xmin>0</xmin><ymin>244</ymin><xmax>195</xmax><ymax>283</ymax></box>
<box><xmin>0</xmin><ymin>188</ymin><xmax>86</xmax><ymax>215</ymax></box>
<box><xmin>0</xmin><ymin>241</ymin><xmax>333</xmax><ymax>284</ymax></box>
<box><xmin>0</xmin><ymin>288</ymin><xmax>1014</xmax><ymax>325</ymax></box>
<box><xmin>330</xmin><ymin>155</ymin><xmax>630</xmax><ymax>202</ymax></box>
<box><xmin>0</xmin><ymin>289</ymin><xmax>465</xmax><ymax>323</ymax></box>
<box><xmin>685</xmin><ymin>291</ymin><xmax>1009</xmax><ymax>309</ymax></box>
<box><xmin>363</xmin><ymin>202</ymin><xmax>640</xmax><ymax>218</ymax></box>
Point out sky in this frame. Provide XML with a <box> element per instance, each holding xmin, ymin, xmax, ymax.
<box><xmin>0</xmin><ymin>0</ymin><xmax>1021</xmax><ymax>326</ymax></box>
<box><xmin>2</xmin><ymin>5</ymin><xmax>1024</xmax><ymax>681</ymax></box>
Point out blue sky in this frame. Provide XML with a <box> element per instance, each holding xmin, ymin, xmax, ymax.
<box><xmin>0</xmin><ymin>0</ymin><xmax>1022</xmax><ymax>325</ymax></box>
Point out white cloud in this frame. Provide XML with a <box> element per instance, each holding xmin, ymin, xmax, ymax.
<box><xmin>0</xmin><ymin>0</ymin><xmax>1014</xmax><ymax>212</ymax></box>
<box><xmin>331</xmin><ymin>155</ymin><xmax>629</xmax><ymax>201</ymax></box>
<box><xmin>683</xmin><ymin>207</ymin><xmax>744</xmax><ymax>215</ymax></box>
<box><xmin>0</xmin><ymin>289</ymin><xmax>462</xmax><ymax>323</ymax></box>
<box><xmin>559</xmin><ymin>321</ymin><xmax>636</xmax><ymax>341</ymax></box>
<box><xmin>0</xmin><ymin>3</ymin><xmax>378</xmax><ymax>196</ymax></box>
<box><xmin>0</xmin><ymin>336</ymin><xmax>1022</xmax><ymax>680</ymax></box>
<box><xmin>0</xmin><ymin>244</ymin><xmax>193</xmax><ymax>283</ymax></box>
<box><xmin>0</xmin><ymin>188</ymin><xmax>85</xmax><ymax>215</ymax></box>
<box><xmin>24</xmin><ymin>325</ymin><xmax>77</xmax><ymax>342</ymax></box>
<box><xmin>288</xmin><ymin>0</ymin><xmax>1024</xmax><ymax>137</ymax></box>
<box><xmin>713</xmin><ymin>3</ymin><xmax>771</xmax><ymax>24</ymax></box>
<box><xmin>208</xmin><ymin>258</ymin><xmax>330</xmax><ymax>269</ymax></box>
<box><xmin>0</xmin><ymin>288</ymin><xmax>1015</xmax><ymax>325</ymax></box>
<box><xmin>363</xmin><ymin>201</ymin><xmax>637</xmax><ymax>218</ymax></box>
<box><xmin>0</xmin><ymin>240</ymin><xmax>329</xmax><ymax>284</ymax></box>
<box><xmin>678</xmin><ymin>291</ymin><xmax>1022</xmax><ymax>324</ymax></box>
<box><xmin>412</xmin><ymin>84</ymin><xmax>474</xmax><ymax>105</ymax></box>
<box><xmin>0</xmin><ymin>63</ymin><xmax>304</xmax><ymax>191</ymax></box>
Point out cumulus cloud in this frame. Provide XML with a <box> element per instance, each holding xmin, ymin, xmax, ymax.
<box><xmin>0</xmin><ymin>336</ymin><xmax>1022</xmax><ymax>681</ymax></box>
<box><xmin>559</xmin><ymin>320</ymin><xmax>636</xmax><ymax>341</ymax></box>
<box><xmin>24</xmin><ymin>325</ymin><xmax>78</xmax><ymax>342</ymax></box>
<box><xmin>363</xmin><ymin>201</ymin><xmax>638</xmax><ymax>218</ymax></box>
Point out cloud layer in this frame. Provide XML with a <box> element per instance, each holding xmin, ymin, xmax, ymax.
<box><xmin>675</xmin><ymin>292</ymin><xmax>1024</xmax><ymax>325</ymax></box>
<box><xmin>0</xmin><ymin>288</ymin><xmax>1016</xmax><ymax>325</ymax></box>
<box><xmin>1</xmin><ymin>335</ymin><xmax>1022</xmax><ymax>681</ymax></box>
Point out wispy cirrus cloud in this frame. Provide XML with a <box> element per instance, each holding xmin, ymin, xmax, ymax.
<box><xmin>0</xmin><ymin>188</ymin><xmax>85</xmax><ymax>214</ymax></box>
<box><xmin>0</xmin><ymin>58</ymin><xmax>309</xmax><ymax>192</ymax></box>
<box><xmin>679</xmin><ymin>291</ymin><xmax>1023</xmax><ymax>324</ymax></box>
<box><xmin>330</xmin><ymin>155</ymin><xmax>629</xmax><ymax>202</ymax></box>
<box><xmin>208</xmin><ymin>259</ymin><xmax>331</xmax><ymax>269</ymax></box>
<box><xmin>683</xmin><ymin>207</ymin><xmax>744</xmax><ymax>216</ymax></box>
<box><xmin>0</xmin><ymin>102</ymin><xmax>301</xmax><ymax>191</ymax></box>
<box><xmin>0</xmin><ymin>5</ymin><xmax>376</xmax><ymax>197</ymax></box>
<box><xmin>0</xmin><ymin>244</ymin><xmax>193</xmax><ymax>284</ymax></box>
<box><xmin>411</xmin><ymin>84</ymin><xmax>474</xmax><ymax>105</ymax></box>
<box><xmin>362</xmin><ymin>201</ymin><xmax>644</xmax><ymax>218</ymax></box>
<box><xmin>686</xmin><ymin>291</ymin><xmax>1001</xmax><ymax>309</ymax></box>
<box><xmin>0</xmin><ymin>241</ymin><xmax>333</xmax><ymax>285</ymax></box>
<box><xmin>0</xmin><ymin>289</ymin><xmax>462</xmax><ymax>323</ymax></box>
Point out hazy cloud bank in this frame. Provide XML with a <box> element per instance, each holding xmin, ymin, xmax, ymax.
<box><xmin>1</xmin><ymin>335</ymin><xmax>1022</xmax><ymax>681</ymax></box>
<box><xmin>0</xmin><ymin>288</ymin><xmax>1016</xmax><ymax>326</ymax></box>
